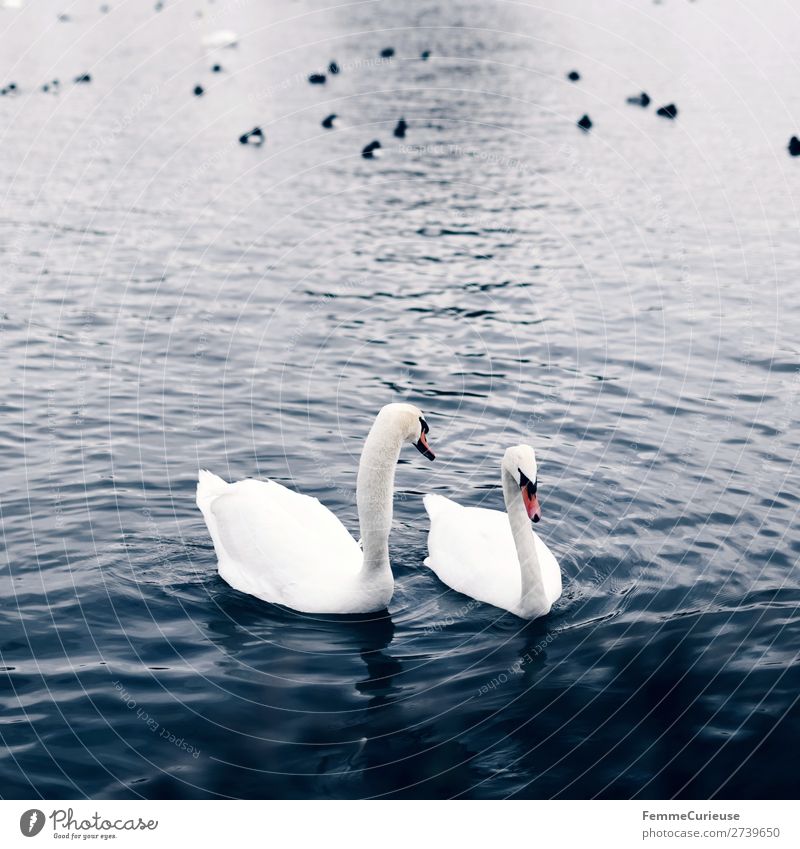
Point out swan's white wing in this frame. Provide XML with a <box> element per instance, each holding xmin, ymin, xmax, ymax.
<box><xmin>424</xmin><ymin>495</ymin><xmax>522</xmax><ymax>612</ymax></box>
<box><xmin>537</xmin><ymin>536</ymin><xmax>562</xmax><ymax>606</ymax></box>
<box><xmin>202</xmin><ymin>478</ymin><xmax>362</xmax><ymax>608</ymax></box>
<box><xmin>423</xmin><ymin>494</ymin><xmax>561</xmax><ymax>615</ymax></box>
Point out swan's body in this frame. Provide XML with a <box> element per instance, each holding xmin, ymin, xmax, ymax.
<box><xmin>424</xmin><ymin>446</ymin><xmax>561</xmax><ymax>619</ymax></box>
<box><xmin>196</xmin><ymin>403</ymin><xmax>434</xmax><ymax>614</ymax></box>
<box><xmin>197</xmin><ymin>474</ymin><xmax>376</xmax><ymax>612</ymax></box>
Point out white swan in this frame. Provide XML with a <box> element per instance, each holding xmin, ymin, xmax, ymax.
<box><xmin>196</xmin><ymin>403</ymin><xmax>435</xmax><ymax>614</ymax></box>
<box><xmin>201</xmin><ymin>30</ymin><xmax>239</xmax><ymax>49</ymax></box>
<box><xmin>423</xmin><ymin>445</ymin><xmax>561</xmax><ymax>619</ymax></box>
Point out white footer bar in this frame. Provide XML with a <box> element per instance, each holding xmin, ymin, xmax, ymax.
<box><xmin>1</xmin><ymin>800</ymin><xmax>796</xmax><ymax>848</ymax></box>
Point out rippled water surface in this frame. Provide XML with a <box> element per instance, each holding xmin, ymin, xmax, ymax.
<box><xmin>1</xmin><ymin>0</ymin><xmax>799</xmax><ymax>799</ymax></box>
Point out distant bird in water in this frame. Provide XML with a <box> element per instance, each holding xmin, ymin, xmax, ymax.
<box><xmin>322</xmin><ymin>114</ymin><xmax>337</xmax><ymax>129</ymax></box>
<box><xmin>577</xmin><ymin>114</ymin><xmax>592</xmax><ymax>131</ymax></box>
<box><xmin>656</xmin><ymin>103</ymin><xmax>678</xmax><ymax>119</ymax></box>
<box><xmin>2</xmin><ymin>82</ymin><xmax>18</xmax><ymax>95</ymax></box>
<box><xmin>202</xmin><ymin>30</ymin><xmax>238</xmax><ymax>49</ymax></box>
<box><xmin>193</xmin><ymin>84</ymin><xmax>204</xmax><ymax>96</ymax></box>
<box><xmin>393</xmin><ymin>118</ymin><xmax>408</xmax><ymax>139</ymax></box>
<box><xmin>329</xmin><ymin>61</ymin><xmax>340</xmax><ymax>75</ymax></box>
<box><xmin>239</xmin><ymin>127</ymin><xmax>264</xmax><ymax>146</ymax></box>
<box><xmin>789</xmin><ymin>136</ymin><xmax>800</xmax><ymax>157</ymax></box>
<box><xmin>362</xmin><ymin>140</ymin><xmax>382</xmax><ymax>159</ymax></box>
<box><xmin>74</xmin><ymin>73</ymin><xmax>91</xmax><ymax>83</ymax></box>
<box><xmin>421</xmin><ymin>50</ymin><xmax>431</xmax><ymax>60</ymax></box>
<box><xmin>380</xmin><ymin>47</ymin><xmax>395</xmax><ymax>58</ymax></box>
<box><xmin>567</xmin><ymin>70</ymin><xmax>580</xmax><ymax>81</ymax></box>
<box><xmin>308</xmin><ymin>73</ymin><xmax>326</xmax><ymax>84</ymax></box>
<box><xmin>626</xmin><ymin>91</ymin><xmax>650</xmax><ymax>107</ymax></box>
<box><xmin>42</xmin><ymin>79</ymin><xmax>59</xmax><ymax>93</ymax></box>
<box><xmin>211</xmin><ymin>64</ymin><xmax>223</xmax><ymax>73</ymax></box>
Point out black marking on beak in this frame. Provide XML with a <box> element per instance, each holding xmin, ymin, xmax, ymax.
<box><xmin>519</xmin><ymin>469</ymin><xmax>538</xmax><ymax>499</ymax></box>
<box><xmin>416</xmin><ymin>417</ymin><xmax>435</xmax><ymax>460</ymax></box>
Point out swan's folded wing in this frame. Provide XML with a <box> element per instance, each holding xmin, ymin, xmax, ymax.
<box><xmin>208</xmin><ymin>479</ymin><xmax>362</xmax><ymax>603</ymax></box>
<box><xmin>423</xmin><ymin>493</ymin><xmax>460</xmax><ymax>521</ymax></box>
<box><xmin>426</xmin><ymin>503</ymin><xmax>521</xmax><ymax>610</ymax></box>
<box><xmin>533</xmin><ymin>531</ymin><xmax>563</xmax><ymax>605</ymax></box>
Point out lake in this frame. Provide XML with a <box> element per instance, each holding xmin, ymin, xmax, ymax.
<box><xmin>1</xmin><ymin>0</ymin><xmax>798</xmax><ymax>798</ymax></box>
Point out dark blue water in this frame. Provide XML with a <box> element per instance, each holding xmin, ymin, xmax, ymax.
<box><xmin>1</xmin><ymin>0</ymin><xmax>799</xmax><ymax>799</ymax></box>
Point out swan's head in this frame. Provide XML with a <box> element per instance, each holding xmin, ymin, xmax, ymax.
<box><xmin>378</xmin><ymin>403</ymin><xmax>435</xmax><ymax>460</ymax></box>
<box><xmin>503</xmin><ymin>445</ymin><xmax>541</xmax><ymax>523</ymax></box>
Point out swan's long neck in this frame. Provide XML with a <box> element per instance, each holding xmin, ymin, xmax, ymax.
<box><xmin>356</xmin><ymin>415</ymin><xmax>404</xmax><ymax>576</ymax></box>
<box><xmin>502</xmin><ymin>467</ymin><xmax>546</xmax><ymax>608</ymax></box>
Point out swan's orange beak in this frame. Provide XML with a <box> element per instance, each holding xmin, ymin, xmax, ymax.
<box><xmin>415</xmin><ymin>430</ymin><xmax>435</xmax><ymax>461</ymax></box>
<box><xmin>522</xmin><ymin>484</ymin><xmax>541</xmax><ymax>523</ymax></box>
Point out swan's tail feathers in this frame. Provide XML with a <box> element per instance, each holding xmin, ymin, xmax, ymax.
<box><xmin>196</xmin><ymin>469</ymin><xmax>229</xmax><ymax>511</ymax></box>
<box><xmin>423</xmin><ymin>493</ymin><xmax>456</xmax><ymax>520</ymax></box>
